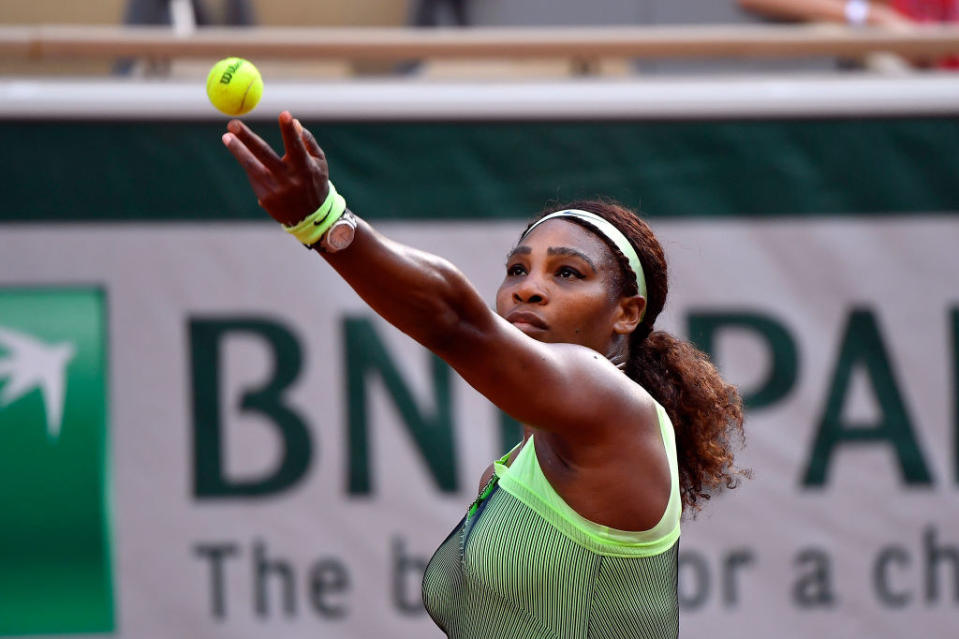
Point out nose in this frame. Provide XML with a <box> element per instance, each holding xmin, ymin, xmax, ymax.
<box><xmin>512</xmin><ymin>274</ymin><xmax>548</xmax><ymax>304</ymax></box>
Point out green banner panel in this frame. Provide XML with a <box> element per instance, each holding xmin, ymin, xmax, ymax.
<box><xmin>0</xmin><ymin>288</ymin><xmax>114</xmax><ymax>635</ymax></box>
<box><xmin>1</xmin><ymin>117</ymin><xmax>958</xmax><ymax>222</ymax></box>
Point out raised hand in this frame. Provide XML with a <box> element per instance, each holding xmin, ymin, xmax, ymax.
<box><xmin>221</xmin><ymin>110</ymin><xmax>330</xmax><ymax>227</ymax></box>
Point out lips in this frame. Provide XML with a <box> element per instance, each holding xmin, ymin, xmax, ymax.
<box><xmin>506</xmin><ymin>310</ymin><xmax>548</xmax><ymax>330</ymax></box>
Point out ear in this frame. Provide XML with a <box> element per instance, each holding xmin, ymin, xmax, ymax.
<box><xmin>612</xmin><ymin>295</ymin><xmax>646</xmax><ymax>335</ymax></box>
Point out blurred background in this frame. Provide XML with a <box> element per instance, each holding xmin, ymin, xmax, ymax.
<box><xmin>1</xmin><ymin>1</ymin><xmax>958</xmax><ymax>638</ymax></box>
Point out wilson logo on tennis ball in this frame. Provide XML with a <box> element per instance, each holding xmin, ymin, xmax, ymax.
<box><xmin>0</xmin><ymin>288</ymin><xmax>114</xmax><ymax>635</ymax></box>
<box><xmin>206</xmin><ymin>57</ymin><xmax>263</xmax><ymax>116</ymax></box>
<box><xmin>217</xmin><ymin>60</ymin><xmax>243</xmax><ymax>84</ymax></box>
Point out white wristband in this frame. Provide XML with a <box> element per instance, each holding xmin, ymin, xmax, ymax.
<box><xmin>844</xmin><ymin>0</ymin><xmax>870</xmax><ymax>26</ymax></box>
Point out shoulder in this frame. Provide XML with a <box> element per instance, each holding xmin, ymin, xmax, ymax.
<box><xmin>532</xmin><ymin>343</ymin><xmax>660</xmax><ymax>445</ymax></box>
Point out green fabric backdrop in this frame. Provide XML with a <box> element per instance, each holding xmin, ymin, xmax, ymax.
<box><xmin>2</xmin><ymin>117</ymin><xmax>958</xmax><ymax>222</ymax></box>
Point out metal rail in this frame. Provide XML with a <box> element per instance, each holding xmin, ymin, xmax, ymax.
<box><xmin>1</xmin><ymin>24</ymin><xmax>958</xmax><ymax>61</ymax></box>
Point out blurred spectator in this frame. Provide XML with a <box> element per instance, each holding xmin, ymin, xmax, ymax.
<box><xmin>736</xmin><ymin>0</ymin><xmax>959</xmax><ymax>68</ymax></box>
<box><xmin>120</xmin><ymin>0</ymin><xmax>255</xmax><ymax>27</ymax></box>
<box><xmin>397</xmin><ymin>0</ymin><xmax>472</xmax><ymax>74</ymax></box>
<box><xmin>115</xmin><ymin>0</ymin><xmax>256</xmax><ymax>74</ymax></box>
<box><xmin>411</xmin><ymin>0</ymin><xmax>472</xmax><ymax>27</ymax></box>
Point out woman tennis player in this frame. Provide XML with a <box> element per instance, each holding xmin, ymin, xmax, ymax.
<box><xmin>222</xmin><ymin>111</ymin><xmax>747</xmax><ymax>639</ymax></box>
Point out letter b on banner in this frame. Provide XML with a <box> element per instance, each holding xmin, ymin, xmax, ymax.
<box><xmin>190</xmin><ymin>318</ymin><xmax>312</xmax><ymax>498</ymax></box>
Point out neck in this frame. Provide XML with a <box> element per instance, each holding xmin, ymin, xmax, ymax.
<box><xmin>606</xmin><ymin>336</ymin><xmax>629</xmax><ymax>371</ymax></box>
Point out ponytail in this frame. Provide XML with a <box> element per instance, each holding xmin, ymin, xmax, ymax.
<box><xmin>628</xmin><ymin>330</ymin><xmax>747</xmax><ymax>514</ymax></box>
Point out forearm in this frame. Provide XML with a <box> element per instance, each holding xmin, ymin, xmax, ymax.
<box><xmin>320</xmin><ymin>217</ymin><xmax>492</xmax><ymax>352</ymax></box>
<box><xmin>220</xmin><ymin>114</ymin><xmax>493</xmax><ymax>351</ymax></box>
<box><xmin>737</xmin><ymin>0</ymin><xmax>897</xmax><ymax>24</ymax></box>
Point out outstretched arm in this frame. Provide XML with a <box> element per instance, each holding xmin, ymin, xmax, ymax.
<box><xmin>736</xmin><ymin>0</ymin><xmax>908</xmax><ymax>26</ymax></box>
<box><xmin>221</xmin><ymin>112</ymin><xmax>651</xmax><ymax>445</ymax></box>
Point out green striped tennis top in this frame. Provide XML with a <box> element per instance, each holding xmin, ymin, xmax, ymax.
<box><xmin>422</xmin><ymin>402</ymin><xmax>681</xmax><ymax>639</ymax></box>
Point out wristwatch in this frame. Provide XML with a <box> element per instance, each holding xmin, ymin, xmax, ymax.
<box><xmin>319</xmin><ymin>210</ymin><xmax>358</xmax><ymax>253</ymax></box>
<box><xmin>844</xmin><ymin>0</ymin><xmax>870</xmax><ymax>26</ymax></box>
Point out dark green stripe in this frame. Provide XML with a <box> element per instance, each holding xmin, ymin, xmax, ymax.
<box><xmin>2</xmin><ymin>117</ymin><xmax>958</xmax><ymax>222</ymax></box>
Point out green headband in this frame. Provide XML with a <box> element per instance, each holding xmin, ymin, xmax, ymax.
<box><xmin>524</xmin><ymin>209</ymin><xmax>648</xmax><ymax>303</ymax></box>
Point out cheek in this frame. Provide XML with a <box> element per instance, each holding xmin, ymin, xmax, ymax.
<box><xmin>494</xmin><ymin>282</ymin><xmax>510</xmax><ymax>315</ymax></box>
<box><xmin>574</xmin><ymin>293</ymin><xmax>619</xmax><ymax>330</ymax></box>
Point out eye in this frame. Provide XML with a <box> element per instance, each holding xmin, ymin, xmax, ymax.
<box><xmin>556</xmin><ymin>266</ymin><xmax>584</xmax><ymax>279</ymax></box>
<box><xmin>506</xmin><ymin>264</ymin><xmax>527</xmax><ymax>277</ymax></box>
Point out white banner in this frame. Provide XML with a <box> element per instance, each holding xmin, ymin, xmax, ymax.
<box><xmin>0</xmin><ymin>216</ymin><xmax>956</xmax><ymax>638</ymax></box>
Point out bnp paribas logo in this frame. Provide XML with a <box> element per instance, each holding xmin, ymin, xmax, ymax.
<box><xmin>0</xmin><ymin>288</ymin><xmax>114</xmax><ymax>635</ymax></box>
<box><xmin>0</xmin><ymin>327</ymin><xmax>75</xmax><ymax>439</ymax></box>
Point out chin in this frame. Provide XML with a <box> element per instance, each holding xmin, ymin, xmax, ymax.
<box><xmin>514</xmin><ymin>324</ymin><xmax>552</xmax><ymax>341</ymax></box>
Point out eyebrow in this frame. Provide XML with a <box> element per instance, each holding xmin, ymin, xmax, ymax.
<box><xmin>547</xmin><ymin>247</ymin><xmax>597</xmax><ymax>271</ymax></box>
<box><xmin>506</xmin><ymin>245</ymin><xmax>597</xmax><ymax>272</ymax></box>
<box><xmin>506</xmin><ymin>246</ymin><xmax>531</xmax><ymax>261</ymax></box>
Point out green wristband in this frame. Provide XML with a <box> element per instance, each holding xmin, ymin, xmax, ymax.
<box><xmin>283</xmin><ymin>181</ymin><xmax>348</xmax><ymax>246</ymax></box>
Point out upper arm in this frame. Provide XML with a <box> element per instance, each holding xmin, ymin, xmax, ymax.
<box><xmin>434</xmin><ymin>309</ymin><xmax>648</xmax><ymax>444</ymax></box>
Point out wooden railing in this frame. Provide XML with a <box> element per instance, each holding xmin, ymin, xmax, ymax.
<box><xmin>1</xmin><ymin>24</ymin><xmax>958</xmax><ymax>61</ymax></box>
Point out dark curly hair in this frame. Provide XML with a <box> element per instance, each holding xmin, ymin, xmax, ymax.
<box><xmin>523</xmin><ymin>199</ymin><xmax>748</xmax><ymax>514</ymax></box>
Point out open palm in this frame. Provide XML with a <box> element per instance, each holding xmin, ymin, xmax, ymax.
<box><xmin>221</xmin><ymin>110</ymin><xmax>330</xmax><ymax>227</ymax></box>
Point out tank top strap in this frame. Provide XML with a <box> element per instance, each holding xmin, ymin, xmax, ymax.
<box><xmin>496</xmin><ymin>405</ymin><xmax>681</xmax><ymax>558</ymax></box>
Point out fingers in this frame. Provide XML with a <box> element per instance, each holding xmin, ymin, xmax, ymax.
<box><xmin>278</xmin><ymin>111</ymin><xmax>311</xmax><ymax>173</ymax></box>
<box><xmin>221</xmin><ymin>132</ymin><xmax>274</xmax><ymax>200</ymax></box>
<box><xmin>226</xmin><ymin>119</ymin><xmax>285</xmax><ymax>174</ymax></box>
<box><xmin>297</xmin><ymin>121</ymin><xmax>326</xmax><ymax>160</ymax></box>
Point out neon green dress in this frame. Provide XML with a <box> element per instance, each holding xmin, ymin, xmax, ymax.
<box><xmin>422</xmin><ymin>403</ymin><xmax>682</xmax><ymax>639</ymax></box>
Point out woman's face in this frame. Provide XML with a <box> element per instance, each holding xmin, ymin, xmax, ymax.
<box><xmin>495</xmin><ymin>219</ymin><xmax>626</xmax><ymax>353</ymax></box>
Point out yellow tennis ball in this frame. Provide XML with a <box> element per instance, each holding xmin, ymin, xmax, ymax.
<box><xmin>206</xmin><ymin>57</ymin><xmax>263</xmax><ymax>116</ymax></box>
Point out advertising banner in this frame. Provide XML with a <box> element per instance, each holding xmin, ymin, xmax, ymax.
<box><xmin>0</xmin><ymin>216</ymin><xmax>956</xmax><ymax>638</ymax></box>
<box><xmin>2</xmin><ymin>88</ymin><xmax>958</xmax><ymax>637</ymax></box>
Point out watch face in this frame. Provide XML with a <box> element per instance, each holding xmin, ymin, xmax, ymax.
<box><xmin>326</xmin><ymin>224</ymin><xmax>356</xmax><ymax>252</ymax></box>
